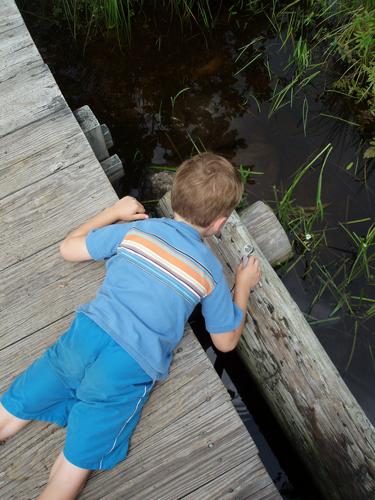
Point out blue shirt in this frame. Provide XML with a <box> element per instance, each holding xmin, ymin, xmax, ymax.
<box><xmin>78</xmin><ymin>217</ymin><xmax>243</xmax><ymax>380</ymax></box>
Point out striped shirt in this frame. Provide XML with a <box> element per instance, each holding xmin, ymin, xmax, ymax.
<box><xmin>78</xmin><ymin>217</ymin><xmax>243</xmax><ymax>380</ymax></box>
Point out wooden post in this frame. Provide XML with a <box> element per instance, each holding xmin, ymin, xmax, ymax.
<box><xmin>100</xmin><ymin>123</ymin><xmax>113</xmax><ymax>151</ymax></box>
<box><xmin>239</xmin><ymin>201</ymin><xmax>293</xmax><ymax>265</ymax></box>
<box><xmin>100</xmin><ymin>154</ymin><xmax>124</xmax><ymax>184</ymax></box>
<box><xmin>158</xmin><ymin>192</ymin><xmax>375</xmax><ymax>500</ymax></box>
<box><xmin>74</xmin><ymin>105</ymin><xmax>109</xmax><ymax>161</ymax></box>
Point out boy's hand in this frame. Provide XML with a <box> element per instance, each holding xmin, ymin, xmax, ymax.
<box><xmin>235</xmin><ymin>255</ymin><xmax>261</xmax><ymax>292</ymax></box>
<box><xmin>112</xmin><ymin>196</ymin><xmax>149</xmax><ymax>222</ymax></box>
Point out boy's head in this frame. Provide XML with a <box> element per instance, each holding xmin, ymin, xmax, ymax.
<box><xmin>171</xmin><ymin>153</ymin><xmax>243</xmax><ymax>233</ymax></box>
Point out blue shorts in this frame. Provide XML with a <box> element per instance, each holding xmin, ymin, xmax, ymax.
<box><xmin>0</xmin><ymin>312</ymin><xmax>154</xmax><ymax>470</ymax></box>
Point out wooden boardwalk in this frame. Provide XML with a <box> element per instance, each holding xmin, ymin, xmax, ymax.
<box><xmin>0</xmin><ymin>2</ymin><xmax>280</xmax><ymax>498</ymax></box>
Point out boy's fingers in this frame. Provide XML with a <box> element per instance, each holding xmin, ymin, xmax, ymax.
<box><xmin>137</xmin><ymin>203</ymin><xmax>146</xmax><ymax>213</ymax></box>
<box><xmin>130</xmin><ymin>213</ymin><xmax>149</xmax><ymax>220</ymax></box>
<box><xmin>248</xmin><ymin>256</ymin><xmax>259</xmax><ymax>266</ymax></box>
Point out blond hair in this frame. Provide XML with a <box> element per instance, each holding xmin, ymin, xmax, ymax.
<box><xmin>171</xmin><ymin>153</ymin><xmax>243</xmax><ymax>228</ymax></box>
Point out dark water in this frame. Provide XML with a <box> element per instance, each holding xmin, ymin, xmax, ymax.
<box><xmin>17</xmin><ymin>3</ymin><xmax>374</xmax><ymax>498</ymax></box>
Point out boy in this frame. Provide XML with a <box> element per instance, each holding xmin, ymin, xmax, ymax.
<box><xmin>0</xmin><ymin>153</ymin><xmax>261</xmax><ymax>499</ymax></box>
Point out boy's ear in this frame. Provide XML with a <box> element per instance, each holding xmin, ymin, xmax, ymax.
<box><xmin>210</xmin><ymin>216</ymin><xmax>228</xmax><ymax>236</ymax></box>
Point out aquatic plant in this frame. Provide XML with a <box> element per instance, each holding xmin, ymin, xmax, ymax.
<box><xmin>57</xmin><ymin>0</ymin><xmax>132</xmax><ymax>45</ymax></box>
<box><xmin>261</xmin><ymin>0</ymin><xmax>375</xmax><ymax>128</ymax></box>
<box><xmin>170</xmin><ymin>87</ymin><xmax>191</xmax><ymax>111</ymax></box>
<box><xmin>339</xmin><ymin>222</ymin><xmax>375</xmax><ymax>283</ymax></box>
<box><xmin>51</xmin><ymin>0</ymin><xmax>222</xmax><ymax>45</ymax></box>
<box><xmin>275</xmin><ymin>143</ymin><xmax>332</xmax><ymax>229</ymax></box>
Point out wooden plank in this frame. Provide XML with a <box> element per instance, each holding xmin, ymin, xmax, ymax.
<box><xmin>0</xmin><ymin>0</ymin><xmax>24</xmax><ymax>35</ymax></box>
<box><xmin>0</xmin><ymin>24</ymin><xmax>42</xmax><ymax>77</ymax></box>
<box><xmin>0</xmin><ymin>244</ymin><xmax>106</xmax><ymax>349</ymax></box>
<box><xmin>0</xmin><ymin>159</ymin><xmax>116</xmax><ymax>268</ymax></box>
<box><xmin>0</xmin><ymin>63</ymin><xmax>65</xmax><ymax>138</ymax></box>
<box><xmin>0</xmin><ymin>108</ymin><xmax>94</xmax><ymax>197</ymax></box>
<box><xmin>182</xmin><ymin>456</ymin><xmax>280</xmax><ymax>500</ymax></box>
<box><xmin>79</xmin><ymin>401</ymin><xmax>255</xmax><ymax>499</ymax></box>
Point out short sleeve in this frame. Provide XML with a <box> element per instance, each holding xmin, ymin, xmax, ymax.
<box><xmin>85</xmin><ymin>223</ymin><xmax>130</xmax><ymax>261</ymax></box>
<box><xmin>201</xmin><ymin>273</ymin><xmax>243</xmax><ymax>333</ymax></box>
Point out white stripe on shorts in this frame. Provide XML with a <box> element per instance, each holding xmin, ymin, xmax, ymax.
<box><xmin>99</xmin><ymin>385</ymin><xmax>148</xmax><ymax>470</ymax></box>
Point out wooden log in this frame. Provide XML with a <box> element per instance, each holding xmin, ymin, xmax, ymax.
<box><xmin>73</xmin><ymin>105</ymin><xmax>109</xmax><ymax>161</ymax></box>
<box><xmin>239</xmin><ymin>201</ymin><xmax>293</xmax><ymax>265</ymax></box>
<box><xmin>158</xmin><ymin>192</ymin><xmax>375</xmax><ymax>500</ymax></box>
<box><xmin>100</xmin><ymin>154</ymin><xmax>124</xmax><ymax>184</ymax></box>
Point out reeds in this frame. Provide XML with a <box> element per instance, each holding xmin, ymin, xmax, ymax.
<box><xmin>261</xmin><ymin>0</ymin><xmax>375</xmax><ymax>127</ymax></box>
<box><xmin>54</xmin><ymin>0</ymin><xmax>222</xmax><ymax>45</ymax></box>
<box><xmin>272</xmin><ymin>143</ymin><xmax>374</xmax><ymax>366</ymax></box>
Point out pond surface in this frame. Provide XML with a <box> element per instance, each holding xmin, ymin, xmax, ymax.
<box><xmin>18</xmin><ymin>3</ymin><xmax>374</xmax><ymax>498</ymax></box>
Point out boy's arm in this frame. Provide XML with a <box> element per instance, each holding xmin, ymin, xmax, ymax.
<box><xmin>59</xmin><ymin>196</ymin><xmax>148</xmax><ymax>262</ymax></box>
<box><xmin>210</xmin><ymin>256</ymin><xmax>261</xmax><ymax>352</ymax></box>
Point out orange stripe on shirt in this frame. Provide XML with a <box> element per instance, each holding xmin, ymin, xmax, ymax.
<box><xmin>124</xmin><ymin>233</ymin><xmax>213</xmax><ymax>294</ymax></box>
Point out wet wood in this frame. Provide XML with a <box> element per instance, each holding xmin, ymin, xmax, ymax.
<box><xmin>0</xmin><ymin>2</ymin><xmax>280</xmax><ymax>498</ymax></box>
<box><xmin>159</xmin><ymin>192</ymin><xmax>375</xmax><ymax>500</ymax></box>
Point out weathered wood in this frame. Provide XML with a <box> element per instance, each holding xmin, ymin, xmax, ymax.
<box><xmin>101</xmin><ymin>123</ymin><xmax>114</xmax><ymax>150</ymax></box>
<box><xmin>0</xmin><ymin>160</ymin><xmax>116</xmax><ymax>268</ymax></box>
<box><xmin>0</xmin><ymin>108</ymin><xmax>93</xmax><ymax>197</ymax></box>
<box><xmin>81</xmin><ymin>400</ymin><xmax>255</xmax><ymax>499</ymax></box>
<box><xmin>0</xmin><ymin>0</ymin><xmax>24</xmax><ymax>35</ymax></box>
<box><xmin>240</xmin><ymin>201</ymin><xmax>293</xmax><ymax>265</ymax></box>
<box><xmin>74</xmin><ymin>105</ymin><xmax>109</xmax><ymax>161</ymax></box>
<box><xmin>0</xmin><ymin>244</ymin><xmax>104</xmax><ymax>349</ymax></box>
<box><xmin>0</xmin><ymin>63</ymin><xmax>65</xmax><ymax>138</ymax></box>
<box><xmin>159</xmin><ymin>192</ymin><xmax>375</xmax><ymax>500</ymax></box>
<box><xmin>100</xmin><ymin>154</ymin><xmax>124</xmax><ymax>183</ymax></box>
<box><xmin>0</xmin><ymin>24</ymin><xmax>41</xmax><ymax>77</ymax></box>
<box><xmin>182</xmin><ymin>456</ymin><xmax>278</xmax><ymax>500</ymax></box>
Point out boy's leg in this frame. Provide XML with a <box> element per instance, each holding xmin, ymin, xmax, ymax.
<box><xmin>39</xmin><ymin>453</ymin><xmax>90</xmax><ymax>500</ymax></box>
<box><xmin>0</xmin><ymin>403</ymin><xmax>30</xmax><ymax>441</ymax></box>
<box><xmin>48</xmin><ymin>451</ymin><xmax>65</xmax><ymax>480</ymax></box>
